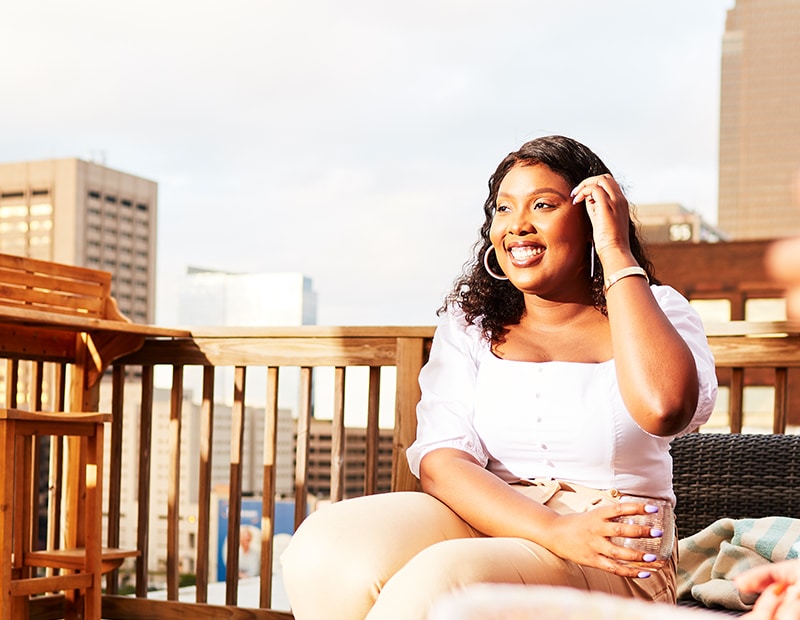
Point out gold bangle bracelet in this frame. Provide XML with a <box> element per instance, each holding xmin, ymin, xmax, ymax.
<box><xmin>604</xmin><ymin>266</ymin><xmax>649</xmax><ymax>294</ymax></box>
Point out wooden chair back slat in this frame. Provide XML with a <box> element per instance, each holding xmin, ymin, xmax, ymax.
<box><xmin>0</xmin><ymin>252</ymin><xmax>129</xmax><ymax>322</ymax></box>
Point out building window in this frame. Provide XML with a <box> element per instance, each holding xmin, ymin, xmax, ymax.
<box><xmin>0</xmin><ymin>205</ymin><xmax>27</xmax><ymax>218</ymax></box>
<box><xmin>30</xmin><ymin>203</ymin><xmax>53</xmax><ymax>216</ymax></box>
<box><xmin>88</xmin><ymin>190</ymin><xmax>101</xmax><ymax>199</ymax></box>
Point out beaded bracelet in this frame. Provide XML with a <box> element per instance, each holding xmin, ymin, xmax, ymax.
<box><xmin>604</xmin><ymin>266</ymin><xmax>649</xmax><ymax>294</ymax></box>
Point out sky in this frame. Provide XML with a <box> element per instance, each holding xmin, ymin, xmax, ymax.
<box><xmin>0</xmin><ymin>0</ymin><xmax>734</xmax><ymax>326</ymax></box>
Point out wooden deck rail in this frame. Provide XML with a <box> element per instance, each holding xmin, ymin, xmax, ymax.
<box><xmin>3</xmin><ymin>319</ymin><xmax>800</xmax><ymax>619</ymax></box>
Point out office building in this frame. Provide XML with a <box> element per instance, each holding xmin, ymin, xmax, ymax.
<box><xmin>636</xmin><ymin>202</ymin><xmax>727</xmax><ymax>244</ymax></box>
<box><xmin>718</xmin><ymin>0</ymin><xmax>800</xmax><ymax>239</ymax></box>
<box><xmin>304</xmin><ymin>419</ymin><xmax>394</xmax><ymax>499</ymax></box>
<box><xmin>177</xmin><ymin>268</ymin><xmax>317</xmax><ymax>410</ymax></box>
<box><xmin>0</xmin><ymin>158</ymin><xmax>158</xmax><ymax>324</ymax></box>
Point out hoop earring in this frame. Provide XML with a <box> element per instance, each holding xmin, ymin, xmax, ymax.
<box><xmin>590</xmin><ymin>243</ymin><xmax>596</xmax><ymax>280</ymax></box>
<box><xmin>483</xmin><ymin>247</ymin><xmax>509</xmax><ymax>281</ymax></box>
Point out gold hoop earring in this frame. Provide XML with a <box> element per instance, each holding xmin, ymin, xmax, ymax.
<box><xmin>483</xmin><ymin>247</ymin><xmax>509</xmax><ymax>281</ymax></box>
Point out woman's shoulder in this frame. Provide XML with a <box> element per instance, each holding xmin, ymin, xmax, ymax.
<box><xmin>434</xmin><ymin>305</ymin><xmax>489</xmax><ymax>353</ymax></box>
<box><xmin>649</xmin><ymin>283</ymin><xmax>709</xmax><ymax>338</ymax></box>
<box><xmin>650</xmin><ymin>283</ymin><xmax>691</xmax><ymax>309</ymax></box>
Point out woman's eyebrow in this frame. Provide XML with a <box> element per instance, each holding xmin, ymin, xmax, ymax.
<box><xmin>497</xmin><ymin>187</ymin><xmax>568</xmax><ymax>200</ymax></box>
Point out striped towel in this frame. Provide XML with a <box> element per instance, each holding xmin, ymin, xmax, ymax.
<box><xmin>677</xmin><ymin>516</ymin><xmax>800</xmax><ymax>611</ymax></box>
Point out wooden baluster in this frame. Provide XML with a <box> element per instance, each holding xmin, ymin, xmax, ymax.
<box><xmin>260</xmin><ymin>366</ymin><xmax>280</xmax><ymax>608</ymax></box>
<box><xmin>729</xmin><ymin>367</ymin><xmax>744</xmax><ymax>433</ymax></box>
<box><xmin>331</xmin><ymin>367</ymin><xmax>346</xmax><ymax>503</ymax></box>
<box><xmin>106</xmin><ymin>364</ymin><xmax>126</xmax><ymax>594</ymax></box>
<box><xmin>365</xmin><ymin>366</ymin><xmax>381</xmax><ymax>496</ymax></box>
<box><xmin>225</xmin><ymin>366</ymin><xmax>247</xmax><ymax>606</ymax></box>
<box><xmin>195</xmin><ymin>366</ymin><xmax>215</xmax><ymax>603</ymax></box>
<box><xmin>135</xmin><ymin>366</ymin><xmax>154</xmax><ymax>597</ymax></box>
<box><xmin>774</xmin><ymin>367</ymin><xmax>789</xmax><ymax>434</ymax></box>
<box><xmin>393</xmin><ymin>338</ymin><xmax>426</xmax><ymax>492</ymax></box>
<box><xmin>167</xmin><ymin>366</ymin><xmax>184</xmax><ymax>601</ymax></box>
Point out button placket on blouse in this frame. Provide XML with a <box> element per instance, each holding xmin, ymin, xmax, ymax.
<box><xmin>532</xmin><ymin>366</ymin><xmax>551</xmax><ymax>465</ymax></box>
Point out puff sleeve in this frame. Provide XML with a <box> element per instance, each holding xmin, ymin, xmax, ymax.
<box><xmin>406</xmin><ymin>309</ymin><xmax>489</xmax><ymax>478</ymax></box>
<box><xmin>652</xmin><ymin>285</ymin><xmax>718</xmax><ymax>435</ymax></box>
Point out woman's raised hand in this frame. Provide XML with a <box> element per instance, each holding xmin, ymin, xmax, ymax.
<box><xmin>571</xmin><ymin>174</ymin><xmax>632</xmax><ymax>261</ymax></box>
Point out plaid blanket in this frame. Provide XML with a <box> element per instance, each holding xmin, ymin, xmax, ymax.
<box><xmin>677</xmin><ymin>516</ymin><xmax>800</xmax><ymax>611</ymax></box>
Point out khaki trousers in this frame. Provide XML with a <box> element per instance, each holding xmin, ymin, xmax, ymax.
<box><xmin>281</xmin><ymin>482</ymin><xmax>677</xmax><ymax>620</ymax></box>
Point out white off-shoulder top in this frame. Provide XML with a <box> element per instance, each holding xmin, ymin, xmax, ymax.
<box><xmin>406</xmin><ymin>285</ymin><xmax>718</xmax><ymax>504</ymax></box>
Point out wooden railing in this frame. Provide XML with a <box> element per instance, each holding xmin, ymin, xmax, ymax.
<box><xmin>6</xmin><ymin>320</ymin><xmax>800</xmax><ymax>619</ymax></box>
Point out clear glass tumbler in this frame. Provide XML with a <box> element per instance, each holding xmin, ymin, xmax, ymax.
<box><xmin>609</xmin><ymin>496</ymin><xmax>675</xmax><ymax>569</ymax></box>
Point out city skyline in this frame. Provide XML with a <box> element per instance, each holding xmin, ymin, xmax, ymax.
<box><xmin>1</xmin><ymin>1</ymin><xmax>733</xmax><ymax>326</ymax></box>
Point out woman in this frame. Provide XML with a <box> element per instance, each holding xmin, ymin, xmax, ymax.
<box><xmin>281</xmin><ymin>135</ymin><xmax>718</xmax><ymax>619</ymax></box>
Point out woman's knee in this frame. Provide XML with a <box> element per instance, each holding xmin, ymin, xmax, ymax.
<box><xmin>282</xmin><ymin>492</ymin><xmax>473</xmax><ymax>588</ymax></box>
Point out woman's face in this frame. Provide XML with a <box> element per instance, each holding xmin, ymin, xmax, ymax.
<box><xmin>489</xmin><ymin>162</ymin><xmax>592</xmax><ymax>298</ymax></box>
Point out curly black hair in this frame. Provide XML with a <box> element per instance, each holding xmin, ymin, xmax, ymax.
<box><xmin>440</xmin><ymin>135</ymin><xmax>659</xmax><ymax>345</ymax></box>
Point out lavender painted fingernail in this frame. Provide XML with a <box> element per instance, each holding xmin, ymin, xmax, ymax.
<box><xmin>638</xmin><ymin>571</ymin><xmax>651</xmax><ymax>579</ymax></box>
<box><xmin>650</xmin><ymin>528</ymin><xmax>664</xmax><ymax>538</ymax></box>
<box><xmin>644</xmin><ymin>504</ymin><xmax>659</xmax><ymax>514</ymax></box>
<box><xmin>643</xmin><ymin>553</ymin><xmax>658</xmax><ymax>562</ymax></box>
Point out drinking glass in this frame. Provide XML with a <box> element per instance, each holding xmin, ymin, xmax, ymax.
<box><xmin>609</xmin><ymin>496</ymin><xmax>674</xmax><ymax>568</ymax></box>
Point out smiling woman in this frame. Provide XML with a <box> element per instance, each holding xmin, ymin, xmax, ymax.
<box><xmin>280</xmin><ymin>135</ymin><xmax>718</xmax><ymax>620</ymax></box>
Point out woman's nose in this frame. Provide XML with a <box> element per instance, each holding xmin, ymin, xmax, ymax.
<box><xmin>508</xmin><ymin>211</ymin><xmax>534</xmax><ymax>236</ymax></box>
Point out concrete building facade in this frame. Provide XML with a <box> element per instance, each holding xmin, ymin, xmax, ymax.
<box><xmin>0</xmin><ymin>158</ymin><xmax>158</xmax><ymax>324</ymax></box>
<box><xmin>718</xmin><ymin>0</ymin><xmax>800</xmax><ymax>239</ymax></box>
<box><xmin>636</xmin><ymin>202</ymin><xmax>727</xmax><ymax>244</ymax></box>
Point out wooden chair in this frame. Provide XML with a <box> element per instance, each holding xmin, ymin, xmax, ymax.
<box><xmin>0</xmin><ymin>408</ymin><xmax>109</xmax><ymax>620</ymax></box>
<box><xmin>0</xmin><ymin>253</ymin><xmax>185</xmax><ymax>618</ymax></box>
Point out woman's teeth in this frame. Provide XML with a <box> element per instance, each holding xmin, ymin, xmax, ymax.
<box><xmin>509</xmin><ymin>246</ymin><xmax>544</xmax><ymax>261</ymax></box>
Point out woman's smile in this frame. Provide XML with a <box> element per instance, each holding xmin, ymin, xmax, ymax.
<box><xmin>507</xmin><ymin>242</ymin><xmax>545</xmax><ymax>267</ymax></box>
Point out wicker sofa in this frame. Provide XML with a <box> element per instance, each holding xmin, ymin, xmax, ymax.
<box><xmin>671</xmin><ymin>432</ymin><xmax>800</xmax><ymax>613</ymax></box>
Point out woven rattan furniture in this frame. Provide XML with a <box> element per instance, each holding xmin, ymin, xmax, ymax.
<box><xmin>671</xmin><ymin>432</ymin><xmax>800</xmax><ymax>614</ymax></box>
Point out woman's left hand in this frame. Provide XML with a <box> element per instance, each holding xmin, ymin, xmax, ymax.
<box><xmin>571</xmin><ymin>174</ymin><xmax>632</xmax><ymax>260</ymax></box>
<box><xmin>544</xmin><ymin>501</ymin><xmax>667</xmax><ymax>578</ymax></box>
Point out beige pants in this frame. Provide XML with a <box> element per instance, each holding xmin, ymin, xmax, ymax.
<box><xmin>281</xmin><ymin>482</ymin><xmax>677</xmax><ymax>620</ymax></box>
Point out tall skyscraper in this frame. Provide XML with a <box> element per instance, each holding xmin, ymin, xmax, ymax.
<box><xmin>0</xmin><ymin>158</ymin><xmax>158</xmax><ymax>323</ymax></box>
<box><xmin>718</xmin><ymin>0</ymin><xmax>800</xmax><ymax>239</ymax></box>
